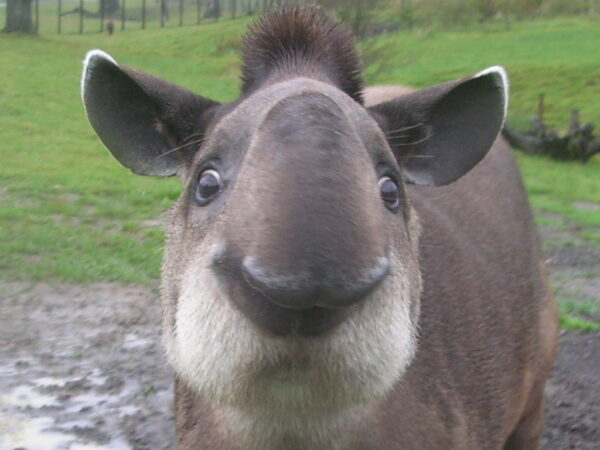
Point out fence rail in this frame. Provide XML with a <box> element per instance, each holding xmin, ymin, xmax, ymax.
<box><xmin>3</xmin><ymin>0</ymin><xmax>297</xmax><ymax>35</ymax></box>
<box><xmin>3</xmin><ymin>0</ymin><xmax>599</xmax><ymax>36</ymax></box>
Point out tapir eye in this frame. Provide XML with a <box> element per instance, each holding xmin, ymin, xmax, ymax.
<box><xmin>196</xmin><ymin>169</ymin><xmax>223</xmax><ymax>205</ymax></box>
<box><xmin>378</xmin><ymin>176</ymin><xmax>400</xmax><ymax>211</ymax></box>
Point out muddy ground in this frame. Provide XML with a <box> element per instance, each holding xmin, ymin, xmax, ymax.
<box><xmin>1</xmin><ymin>226</ymin><xmax>599</xmax><ymax>449</ymax></box>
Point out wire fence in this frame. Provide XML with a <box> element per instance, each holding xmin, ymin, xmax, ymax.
<box><xmin>3</xmin><ymin>0</ymin><xmax>598</xmax><ymax>36</ymax></box>
<box><xmin>3</xmin><ymin>0</ymin><xmax>297</xmax><ymax>35</ymax></box>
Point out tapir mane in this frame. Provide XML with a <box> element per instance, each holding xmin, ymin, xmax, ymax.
<box><xmin>240</xmin><ymin>6</ymin><xmax>364</xmax><ymax>103</ymax></box>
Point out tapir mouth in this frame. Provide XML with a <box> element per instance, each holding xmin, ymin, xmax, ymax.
<box><xmin>208</xmin><ymin>240</ymin><xmax>386</xmax><ymax>337</ymax></box>
<box><xmin>224</xmin><ymin>274</ymin><xmax>357</xmax><ymax>337</ymax></box>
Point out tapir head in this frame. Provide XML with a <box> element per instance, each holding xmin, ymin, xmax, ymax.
<box><xmin>82</xmin><ymin>7</ymin><xmax>507</xmax><ymax>414</ymax></box>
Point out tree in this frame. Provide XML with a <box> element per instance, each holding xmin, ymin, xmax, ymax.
<box><xmin>4</xmin><ymin>0</ymin><xmax>34</xmax><ymax>34</ymax></box>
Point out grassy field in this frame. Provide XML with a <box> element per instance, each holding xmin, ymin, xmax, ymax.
<box><xmin>1</xmin><ymin>16</ymin><xmax>599</xmax><ymax>323</ymax></box>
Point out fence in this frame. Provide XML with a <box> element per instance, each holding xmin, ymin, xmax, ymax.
<box><xmin>3</xmin><ymin>0</ymin><xmax>599</xmax><ymax>36</ymax></box>
<box><xmin>4</xmin><ymin>0</ymin><xmax>296</xmax><ymax>35</ymax></box>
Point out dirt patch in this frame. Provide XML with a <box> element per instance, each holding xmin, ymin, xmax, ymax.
<box><xmin>1</xmin><ymin>233</ymin><xmax>599</xmax><ymax>448</ymax></box>
<box><xmin>543</xmin><ymin>331</ymin><xmax>600</xmax><ymax>449</ymax></box>
<box><xmin>540</xmin><ymin>225</ymin><xmax>600</xmax><ymax>321</ymax></box>
<box><xmin>572</xmin><ymin>201</ymin><xmax>600</xmax><ymax>212</ymax></box>
<box><xmin>0</xmin><ymin>282</ymin><xmax>175</xmax><ymax>449</ymax></box>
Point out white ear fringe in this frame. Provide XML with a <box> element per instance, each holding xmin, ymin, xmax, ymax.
<box><xmin>80</xmin><ymin>49</ymin><xmax>118</xmax><ymax>106</ymax></box>
<box><xmin>475</xmin><ymin>65</ymin><xmax>509</xmax><ymax>122</ymax></box>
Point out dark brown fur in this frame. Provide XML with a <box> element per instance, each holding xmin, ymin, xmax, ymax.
<box><xmin>396</xmin><ymin>138</ymin><xmax>558</xmax><ymax>448</ymax></box>
<box><xmin>241</xmin><ymin>6</ymin><xmax>363</xmax><ymax>103</ymax></box>
<box><xmin>173</xmin><ymin>137</ymin><xmax>558</xmax><ymax>449</ymax></box>
<box><xmin>81</xmin><ymin>6</ymin><xmax>558</xmax><ymax>449</ymax></box>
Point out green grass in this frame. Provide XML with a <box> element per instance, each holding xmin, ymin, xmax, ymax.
<box><xmin>0</xmin><ymin>19</ymin><xmax>249</xmax><ymax>283</ymax></box>
<box><xmin>551</xmin><ymin>270</ymin><xmax>600</xmax><ymax>331</ymax></box>
<box><xmin>516</xmin><ymin>152</ymin><xmax>600</xmax><ymax>244</ymax></box>
<box><xmin>1</xmin><ymin>16</ymin><xmax>599</xmax><ymax>288</ymax></box>
<box><xmin>363</xmin><ymin>17</ymin><xmax>600</xmax><ymax>130</ymax></box>
<box><xmin>559</xmin><ymin>300</ymin><xmax>600</xmax><ymax>318</ymax></box>
<box><xmin>559</xmin><ymin>314</ymin><xmax>600</xmax><ymax>332</ymax></box>
<box><xmin>556</xmin><ymin>298</ymin><xmax>600</xmax><ymax>331</ymax></box>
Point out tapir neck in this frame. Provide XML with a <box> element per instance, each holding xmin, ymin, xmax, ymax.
<box><xmin>175</xmin><ymin>379</ymin><xmax>377</xmax><ymax>450</ymax></box>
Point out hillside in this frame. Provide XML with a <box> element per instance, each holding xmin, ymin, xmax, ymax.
<box><xmin>1</xmin><ymin>17</ymin><xmax>598</xmax><ymax>284</ymax></box>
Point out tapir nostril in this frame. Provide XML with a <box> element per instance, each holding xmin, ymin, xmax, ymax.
<box><xmin>241</xmin><ymin>256</ymin><xmax>390</xmax><ymax>310</ymax></box>
<box><xmin>242</xmin><ymin>256</ymin><xmax>311</xmax><ymax>310</ymax></box>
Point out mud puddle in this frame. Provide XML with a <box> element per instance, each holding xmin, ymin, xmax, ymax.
<box><xmin>0</xmin><ymin>283</ymin><xmax>175</xmax><ymax>449</ymax></box>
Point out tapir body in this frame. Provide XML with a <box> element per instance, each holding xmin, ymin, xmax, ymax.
<box><xmin>81</xmin><ymin>7</ymin><xmax>558</xmax><ymax>449</ymax></box>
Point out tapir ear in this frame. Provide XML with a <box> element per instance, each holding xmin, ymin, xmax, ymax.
<box><xmin>81</xmin><ymin>50</ymin><xmax>220</xmax><ymax>176</ymax></box>
<box><xmin>369</xmin><ymin>66</ymin><xmax>508</xmax><ymax>186</ymax></box>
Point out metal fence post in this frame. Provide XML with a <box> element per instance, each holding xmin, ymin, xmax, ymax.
<box><xmin>142</xmin><ymin>0</ymin><xmax>146</xmax><ymax>29</ymax></box>
<box><xmin>121</xmin><ymin>0</ymin><xmax>126</xmax><ymax>31</ymax></box>
<box><xmin>35</xmin><ymin>0</ymin><xmax>39</xmax><ymax>34</ymax></box>
<box><xmin>58</xmin><ymin>0</ymin><xmax>62</xmax><ymax>34</ymax></box>
<box><xmin>79</xmin><ymin>0</ymin><xmax>83</xmax><ymax>34</ymax></box>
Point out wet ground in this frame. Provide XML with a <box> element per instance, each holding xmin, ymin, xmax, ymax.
<box><xmin>538</xmin><ymin>224</ymin><xmax>600</xmax><ymax>450</ymax></box>
<box><xmin>1</xmin><ymin>227</ymin><xmax>599</xmax><ymax>449</ymax></box>
<box><xmin>0</xmin><ymin>283</ymin><xmax>175</xmax><ymax>450</ymax></box>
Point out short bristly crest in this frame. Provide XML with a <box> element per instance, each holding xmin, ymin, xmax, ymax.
<box><xmin>241</xmin><ymin>6</ymin><xmax>364</xmax><ymax>103</ymax></box>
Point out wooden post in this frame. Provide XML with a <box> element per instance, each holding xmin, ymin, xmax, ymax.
<box><xmin>58</xmin><ymin>0</ymin><xmax>62</xmax><ymax>34</ymax></box>
<box><xmin>214</xmin><ymin>0</ymin><xmax>221</xmax><ymax>21</ymax></box>
<box><xmin>79</xmin><ymin>0</ymin><xmax>83</xmax><ymax>34</ymax></box>
<box><xmin>179</xmin><ymin>0</ymin><xmax>183</xmax><ymax>26</ymax></box>
<box><xmin>538</xmin><ymin>94</ymin><xmax>545</xmax><ymax>125</ymax></box>
<box><xmin>100</xmin><ymin>0</ymin><xmax>104</xmax><ymax>32</ymax></box>
<box><xmin>142</xmin><ymin>0</ymin><xmax>146</xmax><ymax>29</ymax></box>
<box><xmin>34</xmin><ymin>0</ymin><xmax>39</xmax><ymax>34</ymax></box>
<box><xmin>121</xmin><ymin>0</ymin><xmax>126</xmax><ymax>31</ymax></box>
<box><xmin>569</xmin><ymin>110</ymin><xmax>580</xmax><ymax>135</ymax></box>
